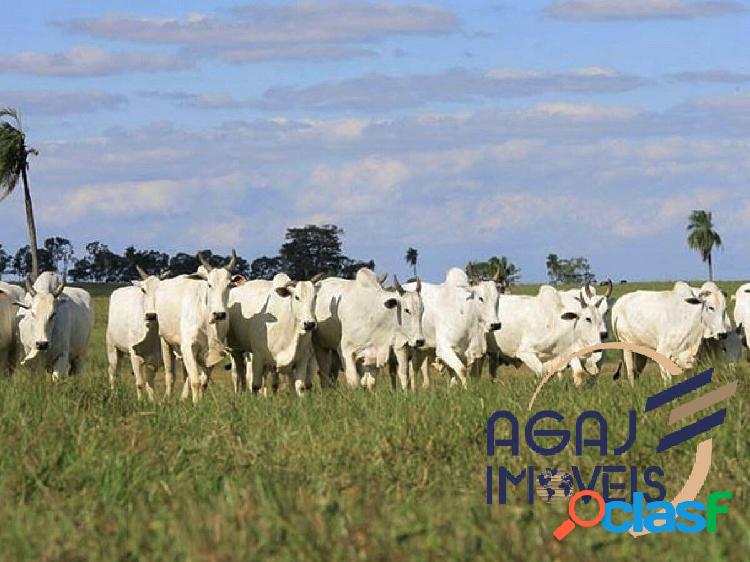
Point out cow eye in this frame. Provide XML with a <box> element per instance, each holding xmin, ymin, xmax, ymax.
<box><xmin>404</xmin><ymin>308</ymin><xmax>411</xmax><ymax>314</ymax></box>
<box><xmin>708</xmin><ymin>306</ymin><xmax>715</xmax><ymax>311</ymax></box>
<box><xmin>478</xmin><ymin>296</ymin><xmax>484</xmax><ymax>302</ymax></box>
<box><xmin>586</xmin><ymin>317</ymin><xmax>592</xmax><ymax>323</ymax></box>
<box><xmin>295</xmin><ymin>295</ymin><xmax>300</xmax><ymax>301</ymax></box>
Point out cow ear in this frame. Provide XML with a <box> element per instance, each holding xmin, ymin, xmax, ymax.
<box><xmin>384</xmin><ymin>297</ymin><xmax>399</xmax><ymax>309</ymax></box>
<box><xmin>275</xmin><ymin>287</ymin><xmax>292</xmax><ymax>298</ymax></box>
<box><xmin>13</xmin><ymin>301</ymin><xmax>30</xmax><ymax>309</ymax></box>
<box><xmin>231</xmin><ymin>274</ymin><xmax>246</xmax><ymax>286</ymax></box>
<box><xmin>560</xmin><ymin>312</ymin><xmax>578</xmax><ymax>321</ymax></box>
<box><xmin>186</xmin><ymin>273</ymin><xmax>206</xmax><ymax>281</ymax></box>
<box><xmin>736</xmin><ymin>324</ymin><xmax>743</xmax><ymax>334</ymax></box>
<box><xmin>685</xmin><ymin>297</ymin><xmax>702</xmax><ymax>305</ymax></box>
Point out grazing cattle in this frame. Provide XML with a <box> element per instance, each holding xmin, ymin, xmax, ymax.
<box><xmin>560</xmin><ymin>281</ymin><xmax>612</xmax><ymax>375</ymax></box>
<box><xmin>155</xmin><ymin>251</ymin><xmax>242</xmax><ymax>402</ymax></box>
<box><xmin>227</xmin><ymin>273</ymin><xmax>321</xmax><ymax>396</ymax></box>
<box><xmin>611</xmin><ymin>281</ymin><xmax>731</xmax><ymax>384</ymax></box>
<box><xmin>16</xmin><ymin>272</ymin><xmax>94</xmax><ymax>380</ymax></box>
<box><xmin>489</xmin><ymin>285</ymin><xmax>605</xmax><ymax>385</ymax></box>
<box><xmin>313</xmin><ymin>268</ymin><xmax>424</xmax><ymax>390</ymax></box>
<box><xmin>106</xmin><ymin>266</ymin><xmax>170</xmax><ymax>400</ymax></box>
<box><xmin>407</xmin><ymin>268</ymin><xmax>501</xmax><ymax>388</ymax></box>
<box><xmin>0</xmin><ymin>282</ymin><xmax>25</xmax><ymax>374</ymax></box>
<box><xmin>733</xmin><ymin>283</ymin><xmax>750</xmax><ymax>355</ymax></box>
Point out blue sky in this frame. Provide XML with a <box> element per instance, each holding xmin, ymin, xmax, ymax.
<box><xmin>1</xmin><ymin>0</ymin><xmax>749</xmax><ymax>282</ymax></box>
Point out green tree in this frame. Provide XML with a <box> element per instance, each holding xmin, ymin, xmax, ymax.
<box><xmin>0</xmin><ymin>109</ymin><xmax>40</xmax><ymax>278</ymax></box>
<box><xmin>44</xmin><ymin>237</ymin><xmax>74</xmax><ymax>273</ymax></box>
<box><xmin>0</xmin><ymin>244</ymin><xmax>9</xmax><ymax>279</ymax></box>
<box><xmin>405</xmin><ymin>247</ymin><xmax>418</xmax><ymax>278</ymax></box>
<box><xmin>466</xmin><ymin>256</ymin><xmax>521</xmax><ymax>286</ymax></box>
<box><xmin>687</xmin><ymin>210</ymin><xmax>722</xmax><ymax>281</ymax></box>
<box><xmin>546</xmin><ymin>253</ymin><xmax>561</xmax><ymax>285</ymax></box>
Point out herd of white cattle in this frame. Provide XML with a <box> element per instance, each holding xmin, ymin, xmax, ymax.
<box><xmin>0</xmin><ymin>252</ymin><xmax>747</xmax><ymax>402</ymax></box>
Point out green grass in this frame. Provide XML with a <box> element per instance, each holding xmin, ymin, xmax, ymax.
<box><xmin>0</xmin><ymin>286</ymin><xmax>748</xmax><ymax>561</ymax></box>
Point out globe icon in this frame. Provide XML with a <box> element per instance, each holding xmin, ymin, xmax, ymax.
<box><xmin>535</xmin><ymin>468</ymin><xmax>576</xmax><ymax>503</ymax></box>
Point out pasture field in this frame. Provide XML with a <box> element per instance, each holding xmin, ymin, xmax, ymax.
<box><xmin>0</xmin><ymin>282</ymin><xmax>748</xmax><ymax>561</ymax></box>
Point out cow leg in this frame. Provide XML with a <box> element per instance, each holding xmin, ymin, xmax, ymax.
<box><xmin>161</xmin><ymin>339</ymin><xmax>176</xmax><ymax>399</ymax></box>
<box><xmin>106</xmin><ymin>334</ymin><xmax>120</xmax><ymax>390</ymax></box>
<box><xmin>438</xmin><ymin>346</ymin><xmax>468</xmax><ymax>388</ymax></box>
<box><xmin>410</xmin><ymin>351</ymin><xmax>429</xmax><ymax>389</ymax></box>
<box><xmin>181</xmin><ymin>344</ymin><xmax>203</xmax><ymax>403</ymax></box>
<box><xmin>516</xmin><ymin>351</ymin><xmax>545</xmax><ymax>378</ymax></box>
<box><xmin>51</xmin><ymin>353</ymin><xmax>70</xmax><ymax>382</ymax></box>
<box><xmin>392</xmin><ymin>347</ymin><xmax>412</xmax><ymax>391</ymax></box>
<box><xmin>144</xmin><ymin>363</ymin><xmax>157</xmax><ymax>402</ymax></box>
<box><xmin>230</xmin><ymin>351</ymin><xmax>247</xmax><ymax>393</ymax></box>
<box><xmin>622</xmin><ymin>349</ymin><xmax>636</xmax><ymax>386</ymax></box>
<box><xmin>130</xmin><ymin>353</ymin><xmax>147</xmax><ymax>400</ymax></box>
<box><xmin>250</xmin><ymin>355</ymin><xmax>264</xmax><ymax>395</ymax></box>
<box><xmin>488</xmin><ymin>353</ymin><xmax>499</xmax><ymax>379</ymax></box>
<box><xmin>292</xmin><ymin>362</ymin><xmax>308</xmax><ymax>397</ymax></box>
<box><xmin>339</xmin><ymin>347</ymin><xmax>360</xmax><ymax>388</ymax></box>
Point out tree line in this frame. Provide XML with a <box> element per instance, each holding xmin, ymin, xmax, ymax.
<box><xmin>0</xmin><ymin>225</ymin><xmax>376</xmax><ymax>282</ymax></box>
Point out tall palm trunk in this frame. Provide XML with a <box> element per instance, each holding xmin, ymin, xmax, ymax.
<box><xmin>21</xmin><ymin>165</ymin><xmax>38</xmax><ymax>279</ymax></box>
<box><xmin>412</xmin><ymin>264</ymin><xmax>417</xmax><ymax>277</ymax></box>
<box><xmin>707</xmin><ymin>252</ymin><xmax>713</xmax><ymax>282</ymax></box>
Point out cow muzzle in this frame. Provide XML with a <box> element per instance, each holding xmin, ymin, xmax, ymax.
<box><xmin>303</xmin><ymin>321</ymin><xmax>317</xmax><ymax>332</ymax></box>
<box><xmin>210</xmin><ymin>311</ymin><xmax>227</xmax><ymax>323</ymax></box>
<box><xmin>600</xmin><ymin>330</ymin><xmax>609</xmax><ymax>340</ymax></box>
<box><xmin>145</xmin><ymin>312</ymin><xmax>157</xmax><ymax>322</ymax></box>
<box><xmin>414</xmin><ymin>338</ymin><xmax>425</xmax><ymax>348</ymax></box>
<box><xmin>490</xmin><ymin>322</ymin><xmax>502</xmax><ymax>332</ymax></box>
<box><xmin>35</xmin><ymin>341</ymin><xmax>49</xmax><ymax>351</ymax></box>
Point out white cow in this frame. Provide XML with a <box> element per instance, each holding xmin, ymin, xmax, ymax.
<box><xmin>0</xmin><ymin>281</ymin><xmax>25</xmax><ymax>374</ymax></box>
<box><xmin>16</xmin><ymin>272</ymin><xmax>93</xmax><ymax>380</ymax></box>
<box><xmin>733</xmin><ymin>283</ymin><xmax>750</xmax><ymax>358</ymax></box>
<box><xmin>611</xmin><ymin>281</ymin><xmax>731</xmax><ymax>384</ymax></box>
<box><xmin>313</xmin><ymin>268</ymin><xmax>424</xmax><ymax>390</ymax></box>
<box><xmin>489</xmin><ymin>285</ymin><xmax>605</xmax><ymax>385</ymax></box>
<box><xmin>407</xmin><ymin>268</ymin><xmax>502</xmax><ymax>389</ymax></box>
<box><xmin>560</xmin><ymin>281</ymin><xmax>612</xmax><ymax>375</ymax></box>
<box><xmin>106</xmin><ymin>266</ymin><xmax>170</xmax><ymax>400</ymax></box>
<box><xmin>155</xmin><ymin>252</ymin><xmax>242</xmax><ymax>402</ymax></box>
<box><xmin>227</xmin><ymin>273</ymin><xmax>321</xmax><ymax>396</ymax></box>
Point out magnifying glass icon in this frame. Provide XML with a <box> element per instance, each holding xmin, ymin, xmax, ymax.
<box><xmin>553</xmin><ymin>490</ymin><xmax>606</xmax><ymax>541</ymax></box>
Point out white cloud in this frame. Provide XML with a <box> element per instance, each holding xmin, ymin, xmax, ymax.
<box><xmin>56</xmin><ymin>2</ymin><xmax>458</xmax><ymax>63</ymax></box>
<box><xmin>0</xmin><ymin>46</ymin><xmax>189</xmax><ymax>77</ymax></box>
<box><xmin>547</xmin><ymin>0</ymin><xmax>746</xmax><ymax>21</ymax></box>
<box><xmin>669</xmin><ymin>69</ymin><xmax>750</xmax><ymax>83</ymax></box>
<box><xmin>0</xmin><ymin>90</ymin><xmax>126</xmax><ymax>114</ymax></box>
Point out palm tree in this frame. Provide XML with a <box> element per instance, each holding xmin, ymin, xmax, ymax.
<box><xmin>687</xmin><ymin>210</ymin><xmax>722</xmax><ymax>281</ymax></box>
<box><xmin>0</xmin><ymin>108</ymin><xmax>39</xmax><ymax>278</ymax></box>
<box><xmin>405</xmin><ymin>247</ymin><xmax>418</xmax><ymax>278</ymax></box>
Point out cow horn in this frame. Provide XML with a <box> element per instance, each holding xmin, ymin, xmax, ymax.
<box><xmin>415</xmin><ymin>276</ymin><xmax>422</xmax><ymax>293</ymax></box>
<box><xmin>393</xmin><ymin>275</ymin><xmax>405</xmax><ymax>295</ymax></box>
<box><xmin>135</xmin><ymin>264</ymin><xmax>149</xmax><ymax>281</ymax></box>
<box><xmin>575</xmin><ymin>294</ymin><xmax>586</xmax><ymax>308</ymax></box>
<box><xmin>584</xmin><ymin>283</ymin><xmax>594</xmax><ymax>299</ymax></box>
<box><xmin>603</xmin><ymin>279</ymin><xmax>613</xmax><ymax>298</ymax></box>
<box><xmin>53</xmin><ymin>273</ymin><xmax>66</xmax><ymax>298</ymax></box>
<box><xmin>310</xmin><ymin>273</ymin><xmax>325</xmax><ymax>284</ymax></box>
<box><xmin>376</xmin><ymin>272</ymin><xmax>388</xmax><ymax>286</ymax></box>
<box><xmin>197</xmin><ymin>252</ymin><xmax>213</xmax><ymax>272</ymax></box>
<box><xmin>25</xmin><ymin>276</ymin><xmax>37</xmax><ymax>297</ymax></box>
<box><xmin>225</xmin><ymin>249</ymin><xmax>237</xmax><ymax>272</ymax></box>
<box><xmin>159</xmin><ymin>270</ymin><xmax>172</xmax><ymax>280</ymax></box>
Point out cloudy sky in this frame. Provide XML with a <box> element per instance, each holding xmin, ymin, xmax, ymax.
<box><xmin>1</xmin><ymin>0</ymin><xmax>749</xmax><ymax>282</ymax></box>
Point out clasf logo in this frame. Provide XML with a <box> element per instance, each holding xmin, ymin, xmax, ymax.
<box><xmin>553</xmin><ymin>490</ymin><xmax>732</xmax><ymax>541</ymax></box>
